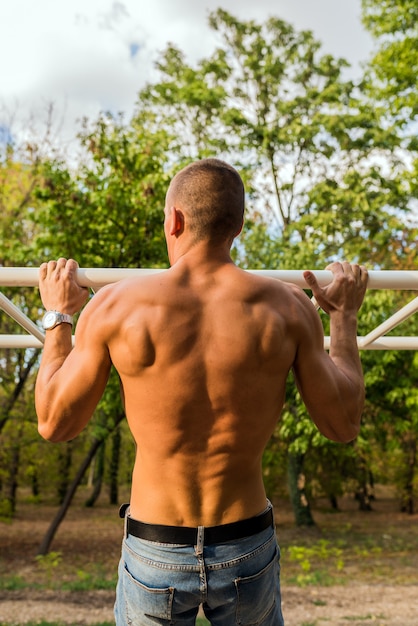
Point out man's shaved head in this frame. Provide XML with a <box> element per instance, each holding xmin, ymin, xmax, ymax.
<box><xmin>168</xmin><ymin>159</ymin><xmax>245</xmax><ymax>244</ymax></box>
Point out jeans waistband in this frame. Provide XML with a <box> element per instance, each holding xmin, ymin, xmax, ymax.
<box><xmin>120</xmin><ymin>505</ymin><xmax>274</xmax><ymax>545</ymax></box>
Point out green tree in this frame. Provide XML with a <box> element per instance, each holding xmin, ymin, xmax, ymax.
<box><xmin>34</xmin><ymin>110</ymin><xmax>172</xmax><ymax>268</ymax></box>
<box><xmin>361</xmin><ymin>0</ymin><xmax>418</xmax><ymax>233</ymax></box>
<box><xmin>30</xmin><ymin>111</ymin><xmax>175</xmax><ymax>550</ymax></box>
<box><xmin>362</xmin><ymin>0</ymin><xmax>418</xmax><ymax>118</ymax></box>
<box><xmin>3</xmin><ymin>7</ymin><xmax>417</xmax><ymax>530</ymax></box>
<box><xmin>0</xmin><ymin>138</ymin><xmax>46</xmax><ymax>517</ymax></box>
<box><xmin>360</xmin><ymin>288</ymin><xmax>418</xmax><ymax>514</ymax></box>
<box><xmin>139</xmin><ymin>9</ymin><xmax>418</xmax><ymax>522</ymax></box>
<box><xmin>350</xmin><ymin>0</ymin><xmax>418</xmax><ymax>513</ymax></box>
<box><xmin>141</xmin><ymin>9</ymin><xmax>367</xmax><ymax>238</ymax></box>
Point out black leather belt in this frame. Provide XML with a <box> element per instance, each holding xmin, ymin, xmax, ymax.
<box><xmin>120</xmin><ymin>505</ymin><xmax>273</xmax><ymax>546</ymax></box>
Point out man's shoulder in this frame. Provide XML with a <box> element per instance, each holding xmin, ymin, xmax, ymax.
<box><xmin>94</xmin><ymin>271</ymin><xmax>170</xmax><ymax>300</ymax></box>
<box><xmin>238</xmin><ymin>268</ymin><xmax>304</xmax><ymax>299</ymax></box>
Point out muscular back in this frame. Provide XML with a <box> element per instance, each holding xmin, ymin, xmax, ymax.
<box><xmin>95</xmin><ymin>262</ymin><xmax>302</xmax><ymax>526</ymax></box>
<box><xmin>36</xmin><ymin>163</ymin><xmax>366</xmax><ymax>528</ymax></box>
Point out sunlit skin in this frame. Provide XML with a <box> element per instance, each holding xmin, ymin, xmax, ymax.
<box><xmin>35</xmin><ymin>161</ymin><xmax>368</xmax><ymax>527</ymax></box>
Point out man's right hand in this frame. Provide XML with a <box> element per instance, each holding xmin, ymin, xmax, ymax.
<box><xmin>39</xmin><ymin>258</ymin><xmax>89</xmax><ymax>316</ymax></box>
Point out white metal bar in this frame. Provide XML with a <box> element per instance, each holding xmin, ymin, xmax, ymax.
<box><xmin>1</xmin><ymin>334</ymin><xmax>417</xmax><ymax>350</ymax></box>
<box><xmin>0</xmin><ymin>335</ymin><xmax>44</xmax><ymax>349</ymax></box>
<box><xmin>248</xmin><ymin>269</ymin><xmax>418</xmax><ymax>290</ymax></box>
<box><xmin>0</xmin><ymin>293</ymin><xmax>45</xmax><ymax>343</ymax></box>
<box><xmin>0</xmin><ymin>335</ymin><xmax>74</xmax><ymax>349</ymax></box>
<box><xmin>0</xmin><ymin>267</ymin><xmax>162</xmax><ymax>288</ymax></box>
<box><xmin>355</xmin><ymin>337</ymin><xmax>418</xmax><ymax>350</ymax></box>
<box><xmin>336</xmin><ymin>337</ymin><xmax>418</xmax><ymax>350</ymax></box>
<box><xmin>0</xmin><ymin>268</ymin><xmax>417</xmax><ymax>290</ymax></box>
<box><xmin>0</xmin><ymin>268</ymin><xmax>417</xmax><ymax>351</ymax></box>
<box><xmin>358</xmin><ymin>296</ymin><xmax>418</xmax><ymax>348</ymax></box>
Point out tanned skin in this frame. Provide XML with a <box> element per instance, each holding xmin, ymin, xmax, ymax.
<box><xmin>35</xmin><ymin>159</ymin><xmax>368</xmax><ymax>527</ymax></box>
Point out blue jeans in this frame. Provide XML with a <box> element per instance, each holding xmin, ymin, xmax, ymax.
<box><xmin>114</xmin><ymin>506</ymin><xmax>284</xmax><ymax>625</ymax></box>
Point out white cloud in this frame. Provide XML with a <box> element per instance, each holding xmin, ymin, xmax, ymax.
<box><xmin>0</xmin><ymin>0</ymin><xmax>373</xmax><ymax>146</ymax></box>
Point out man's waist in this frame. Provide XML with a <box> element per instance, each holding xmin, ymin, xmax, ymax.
<box><xmin>120</xmin><ymin>503</ymin><xmax>274</xmax><ymax>545</ymax></box>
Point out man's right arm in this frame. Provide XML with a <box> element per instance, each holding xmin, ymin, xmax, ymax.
<box><xmin>35</xmin><ymin>260</ymin><xmax>113</xmax><ymax>442</ymax></box>
<box><xmin>291</xmin><ymin>262</ymin><xmax>368</xmax><ymax>443</ymax></box>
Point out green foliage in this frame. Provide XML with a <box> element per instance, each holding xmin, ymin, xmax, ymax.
<box><xmin>140</xmin><ymin>44</ymin><xmax>229</xmax><ymax>159</ymax></box>
<box><xmin>35</xmin><ymin>551</ymin><xmax>62</xmax><ymax>583</ymax></box>
<box><xmin>0</xmin><ymin>146</ymin><xmax>44</xmax><ymax>266</ymax></box>
<box><xmin>0</xmin><ymin>575</ymin><xmax>28</xmax><ymax>591</ymax></box>
<box><xmin>286</xmin><ymin>540</ymin><xmax>345</xmax><ymax>586</ymax></box>
<box><xmin>134</xmin><ymin>7</ymin><xmax>418</xmax><ymax>517</ymax></box>
<box><xmin>0</xmin><ymin>145</ymin><xmax>45</xmax><ymax>516</ymax></box>
<box><xmin>361</xmin><ymin>335</ymin><xmax>418</xmax><ymax>508</ymax></box>
<box><xmin>361</xmin><ymin>0</ymin><xmax>418</xmax><ymax>235</ymax></box>
<box><xmin>362</xmin><ymin>0</ymin><xmax>418</xmax><ymax>116</ymax></box>
<box><xmin>33</xmin><ymin>111</ymin><xmax>172</xmax><ymax>268</ymax></box>
<box><xmin>262</xmin><ymin>422</ymin><xmax>288</xmax><ymax>500</ymax></box>
<box><xmin>61</xmin><ymin>568</ymin><xmax>117</xmax><ymax>591</ymax></box>
<box><xmin>1</xmin><ymin>7</ymin><xmax>418</xmax><ymax>522</ymax></box>
<box><xmin>10</xmin><ymin>113</ymin><xmax>175</xmax><ymax>519</ymax></box>
<box><xmin>142</xmin><ymin>8</ymin><xmax>370</xmax><ymax>237</ymax></box>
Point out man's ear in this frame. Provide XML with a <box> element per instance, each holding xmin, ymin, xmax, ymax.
<box><xmin>169</xmin><ymin>206</ymin><xmax>184</xmax><ymax>236</ymax></box>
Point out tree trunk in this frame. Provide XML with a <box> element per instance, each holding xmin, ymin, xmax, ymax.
<box><xmin>400</xmin><ymin>432</ymin><xmax>416</xmax><ymax>515</ymax></box>
<box><xmin>329</xmin><ymin>494</ymin><xmax>339</xmax><ymax>511</ymax></box>
<box><xmin>85</xmin><ymin>441</ymin><xmax>105</xmax><ymax>507</ymax></box>
<box><xmin>0</xmin><ymin>350</ymin><xmax>39</xmax><ymax>434</ymax></box>
<box><xmin>109</xmin><ymin>424</ymin><xmax>121</xmax><ymax>505</ymax></box>
<box><xmin>9</xmin><ymin>445</ymin><xmax>19</xmax><ymax>514</ymax></box>
<box><xmin>31</xmin><ymin>468</ymin><xmax>40</xmax><ymax>498</ymax></box>
<box><xmin>287</xmin><ymin>451</ymin><xmax>315</xmax><ymax>526</ymax></box>
<box><xmin>3</xmin><ymin>421</ymin><xmax>24</xmax><ymax>517</ymax></box>
<box><xmin>37</xmin><ymin>410</ymin><xmax>125</xmax><ymax>555</ymax></box>
<box><xmin>354</xmin><ymin>456</ymin><xmax>373</xmax><ymax>511</ymax></box>
<box><xmin>57</xmin><ymin>443</ymin><xmax>73</xmax><ymax>504</ymax></box>
<box><xmin>37</xmin><ymin>437</ymin><xmax>103</xmax><ymax>555</ymax></box>
<box><xmin>5</xmin><ymin>441</ymin><xmax>20</xmax><ymax>516</ymax></box>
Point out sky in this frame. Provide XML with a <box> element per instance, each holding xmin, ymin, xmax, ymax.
<box><xmin>0</xmin><ymin>0</ymin><xmax>374</xmax><ymax>150</ymax></box>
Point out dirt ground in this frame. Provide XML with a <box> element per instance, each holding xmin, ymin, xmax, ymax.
<box><xmin>1</xmin><ymin>583</ymin><xmax>418</xmax><ymax>626</ymax></box>
<box><xmin>1</xmin><ymin>584</ymin><xmax>418</xmax><ymax>626</ymax></box>
<box><xmin>1</xmin><ymin>491</ymin><xmax>417</xmax><ymax>625</ymax></box>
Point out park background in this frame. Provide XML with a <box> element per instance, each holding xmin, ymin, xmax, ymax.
<box><xmin>0</xmin><ymin>0</ymin><xmax>417</xmax><ymax>624</ymax></box>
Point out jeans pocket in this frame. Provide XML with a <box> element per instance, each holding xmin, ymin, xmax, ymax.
<box><xmin>235</xmin><ymin>548</ymin><xmax>278</xmax><ymax>625</ymax></box>
<box><xmin>122</xmin><ymin>563</ymin><xmax>174</xmax><ymax>622</ymax></box>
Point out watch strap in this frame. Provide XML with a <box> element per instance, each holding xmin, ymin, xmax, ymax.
<box><xmin>57</xmin><ymin>312</ymin><xmax>73</xmax><ymax>326</ymax></box>
<box><xmin>42</xmin><ymin>310</ymin><xmax>74</xmax><ymax>330</ymax></box>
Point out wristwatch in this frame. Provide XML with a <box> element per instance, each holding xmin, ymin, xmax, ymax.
<box><xmin>42</xmin><ymin>310</ymin><xmax>74</xmax><ymax>330</ymax></box>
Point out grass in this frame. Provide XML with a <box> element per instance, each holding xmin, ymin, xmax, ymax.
<box><xmin>278</xmin><ymin>498</ymin><xmax>418</xmax><ymax>586</ymax></box>
<box><xmin>13</xmin><ymin>619</ymin><xmax>205</xmax><ymax>625</ymax></box>
<box><xmin>342</xmin><ymin>616</ymin><xmax>386</xmax><ymax>622</ymax></box>
<box><xmin>0</xmin><ymin>570</ymin><xmax>118</xmax><ymax>592</ymax></box>
<box><xmin>0</xmin><ymin>621</ymin><xmax>210</xmax><ymax>626</ymax></box>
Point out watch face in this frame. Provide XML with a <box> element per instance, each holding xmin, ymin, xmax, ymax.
<box><xmin>43</xmin><ymin>311</ymin><xmax>58</xmax><ymax>329</ymax></box>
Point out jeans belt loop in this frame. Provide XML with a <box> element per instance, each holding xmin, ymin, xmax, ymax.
<box><xmin>196</xmin><ymin>526</ymin><xmax>205</xmax><ymax>556</ymax></box>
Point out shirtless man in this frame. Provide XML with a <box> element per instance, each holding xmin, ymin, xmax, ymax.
<box><xmin>36</xmin><ymin>158</ymin><xmax>368</xmax><ymax>625</ymax></box>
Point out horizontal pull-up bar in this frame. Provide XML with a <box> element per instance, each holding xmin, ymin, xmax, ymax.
<box><xmin>1</xmin><ymin>335</ymin><xmax>417</xmax><ymax>350</ymax></box>
<box><xmin>1</xmin><ymin>267</ymin><xmax>417</xmax><ymax>351</ymax></box>
<box><xmin>0</xmin><ymin>268</ymin><xmax>417</xmax><ymax>290</ymax></box>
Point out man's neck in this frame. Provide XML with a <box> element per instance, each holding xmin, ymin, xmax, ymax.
<box><xmin>169</xmin><ymin>239</ymin><xmax>235</xmax><ymax>271</ymax></box>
